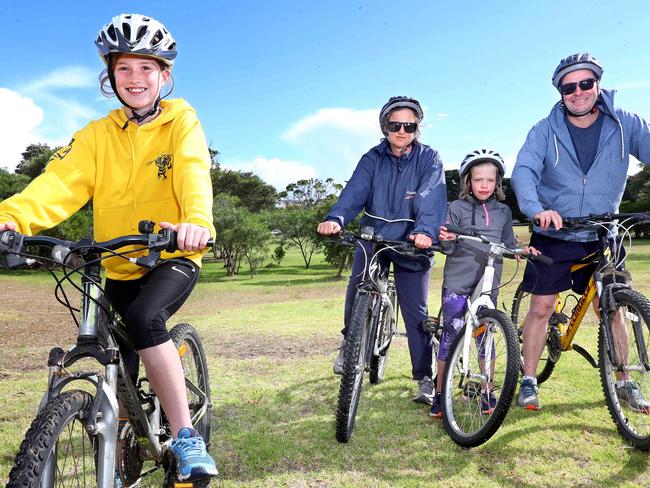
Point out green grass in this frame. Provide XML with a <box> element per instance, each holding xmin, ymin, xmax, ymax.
<box><xmin>1</xmin><ymin>243</ymin><xmax>650</xmax><ymax>486</ymax></box>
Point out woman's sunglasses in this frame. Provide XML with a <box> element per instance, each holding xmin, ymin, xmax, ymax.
<box><xmin>560</xmin><ymin>78</ymin><xmax>597</xmax><ymax>96</ymax></box>
<box><xmin>386</xmin><ymin>121</ymin><xmax>418</xmax><ymax>133</ymax></box>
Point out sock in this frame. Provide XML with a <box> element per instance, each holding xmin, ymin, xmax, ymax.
<box><xmin>616</xmin><ymin>380</ymin><xmax>626</xmax><ymax>389</ymax></box>
<box><xmin>522</xmin><ymin>375</ymin><xmax>537</xmax><ymax>386</ymax></box>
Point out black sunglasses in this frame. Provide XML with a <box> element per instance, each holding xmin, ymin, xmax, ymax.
<box><xmin>386</xmin><ymin>121</ymin><xmax>418</xmax><ymax>133</ymax></box>
<box><xmin>560</xmin><ymin>78</ymin><xmax>597</xmax><ymax>96</ymax></box>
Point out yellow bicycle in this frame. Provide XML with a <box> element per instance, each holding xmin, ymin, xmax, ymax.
<box><xmin>511</xmin><ymin>212</ymin><xmax>650</xmax><ymax>449</ymax></box>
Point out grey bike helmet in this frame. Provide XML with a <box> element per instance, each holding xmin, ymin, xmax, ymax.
<box><xmin>459</xmin><ymin>149</ymin><xmax>506</xmax><ymax>178</ymax></box>
<box><xmin>379</xmin><ymin>96</ymin><xmax>424</xmax><ymax>135</ymax></box>
<box><xmin>552</xmin><ymin>53</ymin><xmax>603</xmax><ymax>90</ymax></box>
<box><xmin>95</xmin><ymin>13</ymin><xmax>177</xmax><ymax>67</ymax></box>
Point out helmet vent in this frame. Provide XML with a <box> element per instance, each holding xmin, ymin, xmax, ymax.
<box><xmin>136</xmin><ymin>26</ymin><xmax>147</xmax><ymax>41</ymax></box>
<box><xmin>122</xmin><ymin>22</ymin><xmax>131</xmax><ymax>40</ymax></box>
<box><xmin>107</xmin><ymin>25</ymin><xmax>117</xmax><ymax>42</ymax></box>
<box><xmin>151</xmin><ymin>30</ymin><xmax>163</xmax><ymax>46</ymax></box>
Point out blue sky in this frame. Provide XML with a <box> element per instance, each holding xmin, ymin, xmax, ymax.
<box><xmin>1</xmin><ymin>1</ymin><xmax>650</xmax><ymax>189</ymax></box>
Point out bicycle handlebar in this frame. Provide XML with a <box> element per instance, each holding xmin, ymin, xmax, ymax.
<box><xmin>444</xmin><ymin>224</ymin><xmax>554</xmax><ymax>265</ymax></box>
<box><xmin>532</xmin><ymin>212</ymin><xmax>650</xmax><ymax>230</ymax></box>
<box><xmin>322</xmin><ymin>230</ymin><xmax>441</xmax><ymax>258</ymax></box>
<box><xmin>0</xmin><ymin>220</ymin><xmax>214</xmax><ymax>270</ymax></box>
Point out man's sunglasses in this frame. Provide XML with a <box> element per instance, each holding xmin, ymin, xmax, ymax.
<box><xmin>560</xmin><ymin>78</ymin><xmax>597</xmax><ymax>96</ymax></box>
<box><xmin>386</xmin><ymin>121</ymin><xmax>418</xmax><ymax>133</ymax></box>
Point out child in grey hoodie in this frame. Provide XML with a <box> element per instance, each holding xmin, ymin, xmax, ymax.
<box><xmin>429</xmin><ymin>149</ymin><xmax>536</xmax><ymax>417</ymax></box>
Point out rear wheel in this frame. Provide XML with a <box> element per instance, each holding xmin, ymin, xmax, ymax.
<box><xmin>511</xmin><ymin>284</ymin><xmax>560</xmax><ymax>384</ymax></box>
<box><xmin>441</xmin><ymin>309</ymin><xmax>519</xmax><ymax>447</ymax></box>
<box><xmin>599</xmin><ymin>288</ymin><xmax>650</xmax><ymax>450</ymax></box>
<box><xmin>8</xmin><ymin>390</ymin><xmax>97</xmax><ymax>487</ymax></box>
<box><xmin>370</xmin><ymin>285</ymin><xmax>395</xmax><ymax>384</ymax></box>
<box><xmin>336</xmin><ymin>292</ymin><xmax>372</xmax><ymax>442</ymax></box>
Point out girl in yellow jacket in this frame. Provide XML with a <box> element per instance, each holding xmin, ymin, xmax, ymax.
<box><xmin>0</xmin><ymin>13</ymin><xmax>218</xmax><ymax>482</ymax></box>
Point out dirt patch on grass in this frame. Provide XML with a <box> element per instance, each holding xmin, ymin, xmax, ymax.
<box><xmin>202</xmin><ymin>330</ymin><xmax>336</xmax><ymax>361</ymax></box>
<box><xmin>0</xmin><ymin>278</ymin><xmax>343</xmax><ymax>377</ymax></box>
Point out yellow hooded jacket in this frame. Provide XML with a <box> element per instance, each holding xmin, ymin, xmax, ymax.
<box><xmin>0</xmin><ymin>98</ymin><xmax>215</xmax><ymax>280</ymax></box>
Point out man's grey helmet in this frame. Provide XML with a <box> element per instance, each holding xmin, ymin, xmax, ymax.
<box><xmin>459</xmin><ymin>149</ymin><xmax>506</xmax><ymax>178</ymax></box>
<box><xmin>379</xmin><ymin>96</ymin><xmax>424</xmax><ymax>135</ymax></box>
<box><xmin>552</xmin><ymin>53</ymin><xmax>603</xmax><ymax>90</ymax></box>
<box><xmin>95</xmin><ymin>13</ymin><xmax>177</xmax><ymax>67</ymax></box>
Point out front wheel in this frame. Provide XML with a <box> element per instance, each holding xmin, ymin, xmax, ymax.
<box><xmin>336</xmin><ymin>292</ymin><xmax>372</xmax><ymax>442</ymax></box>
<box><xmin>441</xmin><ymin>309</ymin><xmax>520</xmax><ymax>447</ymax></box>
<box><xmin>170</xmin><ymin>323</ymin><xmax>213</xmax><ymax>444</ymax></box>
<box><xmin>599</xmin><ymin>288</ymin><xmax>650</xmax><ymax>450</ymax></box>
<box><xmin>8</xmin><ymin>390</ymin><xmax>97</xmax><ymax>487</ymax></box>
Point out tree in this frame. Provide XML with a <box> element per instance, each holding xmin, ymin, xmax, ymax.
<box><xmin>278</xmin><ymin>178</ymin><xmax>342</xmax><ymax>209</ymax></box>
<box><xmin>268</xmin><ymin>207</ymin><xmax>321</xmax><ymax>269</ymax></box>
<box><xmin>0</xmin><ymin>169</ymin><xmax>30</xmax><ymax>200</ymax></box>
<box><xmin>211</xmin><ymin>168</ymin><xmax>277</xmax><ymax>212</ymax></box>
<box><xmin>15</xmin><ymin>143</ymin><xmax>57</xmax><ymax>179</ymax></box>
<box><xmin>213</xmin><ymin>194</ymin><xmax>272</xmax><ymax>276</ymax></box>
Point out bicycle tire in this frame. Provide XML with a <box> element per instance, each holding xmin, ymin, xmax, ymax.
<box><xmin>369</xmin><ymin>285</ymin><xmax>395</xmax><ymax>384</ymax></box>
<box><xmin>599</xmin><ymin>288</ymin><xmax>650</xmax><ymax>450</ymax></box>
<box><xmin>441</xmin><ymin>309</ymin><xmax>519</xmax><ymax>447</ymax></box>
<box><xmin>170</xmin><ymin>322</ymin><xmax>213</xmax><ymax>444</ymax></box>
<box><xmin>335</xmin><ymin>292</ymin><xmax>372</xmax><ymax>442</ymax></box>
<box><xmin>511</xmin><ymin>284</ymin><xmax>559</xmax><ymax>384</ymax></box>
<box><xmin>8</xmin><ymin>390</ymin><xmax>97</xmax><ymax>487</ymax></box>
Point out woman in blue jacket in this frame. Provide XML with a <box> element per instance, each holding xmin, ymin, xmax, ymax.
<box><xmin>317</xmin><ymin>96</ymin><xmax>447</xmax><ymax>404</ymax></box>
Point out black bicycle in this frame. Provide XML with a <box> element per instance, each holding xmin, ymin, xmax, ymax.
<box><xmin>327</xmin><ymin>228</ymin><xmax>437</xmax><ymax>442</ymax></box>
<box><xmin>3</xmin><ymin>221</ymin><xmax>213</xmax><ymax>487</ymax></box>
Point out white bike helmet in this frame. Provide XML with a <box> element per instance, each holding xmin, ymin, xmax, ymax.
<box><xmin>95</xmin><ymin>13</ymin><xmax>177</xmax><ymax>67</ymax></box>
<box><xmin>551</xmin><ymin>53</ymin><xmax>603</xmax><ymax>90</ymax></box>
<box><xmin>379</xmin><ymin>96</ymin><xmax>424</xmax><ymax>135</ymax></box>
<box><xmin>459</xmin><ymin>149</ymin><xmax>506</xmax><ymax>178</ymax></box>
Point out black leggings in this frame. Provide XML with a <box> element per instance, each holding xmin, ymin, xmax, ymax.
<box><xmin>105</xmin><ymin>258</ymin><xmax>199</xmax><ymax>379</ymax></box>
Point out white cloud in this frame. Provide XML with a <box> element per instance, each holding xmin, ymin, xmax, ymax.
<box><xmin>436</xmin><ymin>113</ymin><xmax>449</xmax><ymax>118</ymax></box>
<box><xmin>281</xmin><ymin>108</ymin><xmax>380</xmax><ymax>183</ymax></box>
<box><xmin>22</xmin><ymin>66</ymin><xmax>97</xmax><ymax>92</ymax></box>
<box><xmin>0</xmin><ymin>88</ymin><xmax>43</xmax><ymax>170</ymax></box>
<box><xmin>221</xmin><ymin>157</ymin><xmax>316</xmax><ymax>190</ymax></box>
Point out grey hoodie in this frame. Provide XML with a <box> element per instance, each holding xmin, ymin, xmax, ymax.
<box><xmin>442</xmin><ymin>196</ymin><xmax>516</xmax><ymax>297</ymax></box>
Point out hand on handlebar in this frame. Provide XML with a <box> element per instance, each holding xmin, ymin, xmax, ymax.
<box><xmin>159</xmin><ymin>222</ymin><xmax>210</xmax><ymax>252</ymax></box>
<box><xmin>438</xmin><ymin>225</ymin><xmax>456</xmax><ymax>241</ymax></box>
<box><xmin>408</xmin><ymin>232</ymin><xmax>433</xmax><ymax>249</ymax></box>
<box><xmin>0</xmin><ymin>222</ymin><xmax>17</xmax><ymax>232</ymax></box>
<box><xmin>317</xmin><ymin>221</ymin><xmax>341</xmax><ymax>235</ymax></box>
<box><xmin>534</xmin><ymin>210</ymin><xmax>563</xmax><ymax>231</ymax></box>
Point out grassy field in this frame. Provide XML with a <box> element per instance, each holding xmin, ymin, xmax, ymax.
<box><xmin>2</xmin><ymin>239</ymin><xmax>650</xmax><ymax>487</ymax></box>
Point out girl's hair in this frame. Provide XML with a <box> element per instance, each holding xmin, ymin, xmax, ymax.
<box><xmin>99</xmin><ymin>54</ymin><xmax>174</xmax><ymax>99</ymax></box>
<box><xmin>459</xmin><ymin>161</ymin><xmax>506</xmax><ymax>201</ymax></box>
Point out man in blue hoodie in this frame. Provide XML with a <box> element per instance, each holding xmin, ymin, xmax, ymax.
<box><xmin>512</xmin><ymin>53</ymin><xmax>650</xmax><ymax>411</ymax></box>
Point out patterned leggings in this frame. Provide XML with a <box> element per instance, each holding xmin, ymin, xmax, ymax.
<box><xmin>437</xmin><ymin>287</ymin><xmax>496</xmax><ymax>362</ymax></box>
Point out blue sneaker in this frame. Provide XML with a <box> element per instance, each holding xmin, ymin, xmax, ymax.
<box><xmin>114</xmin><ymin>470</ymin><xmax>123</xmax><ymax>488</ymax></box>
<box><xmin>480</xmin><ymin>391</ymin><xmax>498</xmax><ymax>415</ymax></box>
<box><xmin>171</xmin><ymin>427</ymin><xmax>219</xmax><ymax>481</ymax></box>
<box><xmin>428</xmin><ymin>392</ymin><xmax>442</xmax><ymax>418</ymax></box>
<box><xmin>517</xmin><ymin>379</ymin><xmax>541</xmax><ymax>410</ymax></box>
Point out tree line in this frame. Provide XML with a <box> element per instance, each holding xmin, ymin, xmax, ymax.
<box><xmin>2</xmin><ymin>143</ymin><xmax>649</xmax><ymax>276</ymax></box>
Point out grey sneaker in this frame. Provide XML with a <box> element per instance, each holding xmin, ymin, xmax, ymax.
<box><xmin>517</xmin><ymin>378</ymin><xmax>541</xmax><ymax>410</ymax></box>
<box><xmin>413</xmin><ymin>376</ymin><xmax>434</xmax><ymax>404</ymax></box>
<box><xmin>333</xmin><ymin>339</ymin><xmax>346</xmax><ymax>375</ymax></box>
<box><xmin>617</xmin><ymin>381</ymin><xmax>650</xmax><ymax>414</ymax></box>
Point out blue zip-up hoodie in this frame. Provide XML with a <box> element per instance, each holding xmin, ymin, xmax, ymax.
<box><xmin>325</xmin><ymin>139</ymin><xmax>447</xmax><ymax>271</ymax></box>
<box><xmin>512</xmin><ymin>89</ymin><xmax>650</xmax><ymax>241</ymax></box>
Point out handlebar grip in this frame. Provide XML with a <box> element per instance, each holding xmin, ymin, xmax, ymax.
<box><xmin>165</xmin><ymin>231</ymin><xmax>215</xmax><ymax>253</ymax></box>
<box><xmin>444</xmin><ymin>224</ymin><xmax>475</xmax><ymax>236</ymax></box>
<box><xmin>529</xmin><ymin>254</ymin><xmax>554</xmax><ymax>265</ymax></box>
